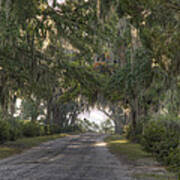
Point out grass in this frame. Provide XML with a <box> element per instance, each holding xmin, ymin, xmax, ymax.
<box><xmin>104</xmin><ymin>135</ymin><xmax>151</xmax><ymax>161</ymax></box>
<box><xmin>105</xmin><ymin>135</ymin><xmax>177</xmax><ymax>180</ymax></box>
<box><xmin>133</xmin><ymin>173</ymin><xmax>178</xmax><ymax>180</ymax></box>
<box><xmin>0</xmin><ymin>133</ymin><xmax>68</xmax><ymax>160</ymax></box>
<box><xmin>0</xmin><ymin>147</ymin><xmax>22</xmax><ymax>159</ymax></box>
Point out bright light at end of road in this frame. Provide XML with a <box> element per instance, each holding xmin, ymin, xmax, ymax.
<box><xmin>78</xmin><ymin>109</ymin><xmax>109</xmax><ymax>125</ymax></box>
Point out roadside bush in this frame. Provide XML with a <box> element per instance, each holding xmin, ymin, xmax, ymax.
<box><xmin>125</xmin><ymin>121</ymin><xmax>143</xmax><ymax>143</ymax></box>
<box><xmin>166</xmin><ymin>148</ymin><xmax>180</xmax><ymax>173</ymax></box>
<box><xmin>22</xmin><ymin>122</ymin><xmax>42</xmax><ymax>137</ymax></box>
<box><xmin>49</xmin><ymin>124</ymin><xmax>83</xmax><ymax>134</ymax></box>
<box><xmin>63</xmin><ymin>124</ymin><xmax>84</xmax><ymax>133</ymax></box>
<box><xmin>63</xmin><ymin>125</ymin><xmax>76</xmax><ymax>133</ymax></box>
<box><xmin>9</xmin><ymin>127</ymin><xmax>22</xmax><ymax>141</ymax></box>
<box><xmin>141</xmin><ymin>117</ymin><xmax>180</xmax><ymax>163</ymax></box>
<box><xmin>8</xmin><ymin>118</ymin><xmax>24</xmax><ymax>141</ymax></box>
<box><xmin>39</xmin><ymin>125</ymin><xmax>45</xmax><ymax>136</ymax></box>
<box><xmin>72</xmin><ymin>124</ymin><xmax>84</xmax><ymax>133</ymax></box>
<box><xmin>0</xmin><ymin>120</ymin><xmax>10</xmax><ymax>143</ymax></box>
<box><xmin>49</xmin><ymin>125</ymin><xmax>62</xmax><ymax>134</ymax></box>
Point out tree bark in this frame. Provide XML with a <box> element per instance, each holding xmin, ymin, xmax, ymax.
<box><xmin>10</xmin><ymin>95</ymin><xmax>16</xmax><ymax>117</ymax></box>
<box><xmin>130</xmin><ymin>108</ymin><xmax>137</xmax><ymax>136</ymax></box>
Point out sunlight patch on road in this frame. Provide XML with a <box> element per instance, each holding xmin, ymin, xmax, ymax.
<box><xmin>93</xmin><ymin>142</ymin><xmax>107</xmax><ymax>147</ymax></box>
<box><xmin>110</xmin><ymin>140</ymin><xmax>129</xmax><ymax>144</ymax></box>
<box><xmin>49</xmin><ymin>154</ymin><xmax>65</xmax><ymax>161</ymax></box>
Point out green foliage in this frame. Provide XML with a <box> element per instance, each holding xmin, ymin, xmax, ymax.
<box><xmin>141</xmin><ymin>116</ymin><xmax>180</xmax><ymax>164</ymax></box>
<box><xmin>63</xmin><ymin>124</ymin><xmax>83</xmax><ymax>133</ymax></box>
<box><xmin>125</xmin><ymin>122</ymin><xmax>143</xmax><ymax>143</ymax></box>
<box><xmin>20</xmin><ymin>99</ymin><xmax>44</xmax><ymax>121</ymax></box>
<box><xmin>0</xmin><ymin>120</ymin><xmax>10</xmax><ymax>143</ymax></box>
<box><xmin>9</xmin><ymin>127</ymin><xmax>22</xmax><ymax>141</ymax></box>
<box><xmin>8</xmin><ymin>119</ymin><xmax>24</xmax><ymax>141</ymax></box>
<box><xmin>77</xmin><ymin>118</ymin><xmax>100</xmax><ymax>132</ymax></box>
<box><xmin>105</xmin><ymin>48</ymin><xmax>155</xmax><ymax>104</ymax></box>
<box><xmin>45</xmin><ymin>123</ymin><xmax>83</xmax><ymax>135</ymax></box>
<box><xmin>100</xmin><ymin>119</ymin><xmax>114</xmax><ymax>134</ymax></box>
<box><xmin>22</xmin><ymin>122</ymin><xmax>43</xmax><ymax>137</ymax></box>
<box><xmin>166</xmin><ymin>149</ymin><xmax>180</xmax><ymax>174</ymax></box>
<box><xmin>0</xmin><ymin>117</ymin><xmax>24</xmax><ymax>142</ymax></box>
<box><xmin>48</xmin><ymin>125</ymin><xmax>62</xmax><ymax>135</ymax></box>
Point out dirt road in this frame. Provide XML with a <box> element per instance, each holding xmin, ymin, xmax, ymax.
<box><xmin>0</xmin><ymin>133</ymin><xmax>133</xmax><ymax>180</ymax></box>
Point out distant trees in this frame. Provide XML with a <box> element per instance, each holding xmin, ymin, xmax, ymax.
<box><xmin>99</xmin><ymin>119</ymin><xmax>114</xmax><ymax>134</ymax></box>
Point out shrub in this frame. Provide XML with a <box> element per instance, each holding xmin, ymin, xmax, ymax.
<box><xmin>48</xmin><ymin>124</ymin><xmax>83</xmax><ymax>134</ymax></box>
<box><xmin>63</xmin><ymin>124</ymin><xmax>83</xmax><ymax>133</ymax></box>
<box><xmin>125</xmin><ymin>121</ymin><xmax>143</xmax><ymax>143</ymax></box>
<box><xmin>141</xmin><ymin>117</ymin><xmax>180</xmax><ymax>163</ymax></box>
<box><xmin>39</xmin><ymin>125</ymin><xmax>45</xmax><ymax>136</ymax></box>
<box><xmin>49</xmin><ymin>125</ymin><xmax>62</xmax><ymax>135</ymax></box>
<box><xmin>72</xmin><ymin>124</ymin><xmax>84</xmax><ymax>133</ymax></box>
<box><xmin>166</xmin><ymin>148</ymin><xmax>180</xmax><ymax>173</ymax></box>
<box><xmin>22</xmin><ymin>122</ymin><xmax>42</xmax><ymax>137</ymax></box>
<box><xmin>8</xmin><ymin>118</ymin><xmax>24</xmax><ymax>141</ymax></box>
<box><xmin>9</xmin><ymin>127</ymin><xmax>22</xmax><ymax>141</ymax></box>
<box><xmin>63</xmin><ymin>125</ymin><xmax>75</xmax><ymax>133</ymax></box>
<box><xmin>0</xmin><ymin>120</ymin><xmax>10</xmax><ymax>143</ymax></box>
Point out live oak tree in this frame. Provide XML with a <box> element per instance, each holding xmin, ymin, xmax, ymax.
<box><xmin>103</xmin><ymin>0</ymin><xmax>180</xmax><ymax>137</ymax></box>
<box><xmin>0</xmin><ymin>0</ymin><xmax>179</xmax><ymax>136</ymax></box>
<box><xmin>0</xmin><ymin>0</ymin><xmax>105</xmax><ymax>129</ymax></box>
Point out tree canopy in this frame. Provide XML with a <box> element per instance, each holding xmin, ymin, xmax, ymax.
<box><xmin>0</xmin><ymin>0</ymin><xmax>179</xmax><ymax>135</ymax></box>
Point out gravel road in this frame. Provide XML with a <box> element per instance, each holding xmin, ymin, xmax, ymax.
<box><xmin>0</xmin><ymin>133</ymin><xmax>134</xmax><ymax>180</ymax></box>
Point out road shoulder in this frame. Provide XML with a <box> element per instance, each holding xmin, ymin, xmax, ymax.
<box><xmin>104</xmin><ymin>135</ymin><xmax>177</xmax><ymax>180</ymax></box>
<box><xmin>0</xmin><ymin>133</ymin><xmax>68</xmax><ymax>160</ymax></box>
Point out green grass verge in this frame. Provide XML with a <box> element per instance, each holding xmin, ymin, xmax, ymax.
<box><xmin>104</xmin><ymin>135</ymin><xmax>177</xmax><ymax>180</ymax></box>
<box><xmin>0</xmin><ymin>133</ymin><xmax>68</xmax><ymax>160</ymax></box>
<box><xmin>104</xmin><ymin>135</ymin><xmax>151</xmax><ymax>161</ymax></box>
<box><xmin>133</xmin><ymin>173</ymin><xmax>177</xmax><ymax>180</ymax></box>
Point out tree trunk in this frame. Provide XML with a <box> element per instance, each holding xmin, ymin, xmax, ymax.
<box><xmin>44</xmin><ymin>100</ymin><xmax>51</xmax><ymax>133</ymax></box>
<box><xmin>114</xmin><ymin>119</ymin><xmax>123</xmax><ymax>134</ymax></box>
<box><xmin>10</xmin><ymin>95</ymin><xmax>16</xmax><ymax>117</ymax></box>
<box><xmin>1</xmin><ymin>91</ymin><xmax>8</xmax><ymax>119</ymax></box>
<box><xmin>131</xmin><ymin>109</ymin><xmax>137</xmax><ymax>136</ymax></box>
